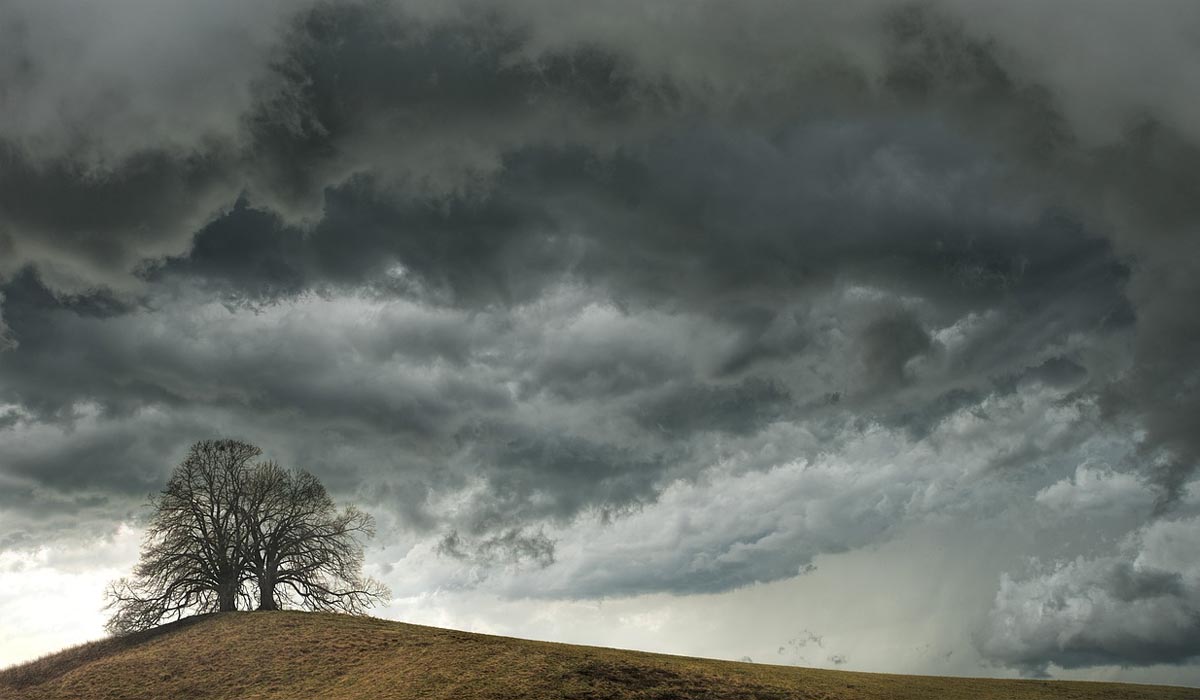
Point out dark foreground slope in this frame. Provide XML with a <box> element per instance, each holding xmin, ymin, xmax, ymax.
<box><xmin>1</xmin><ymin>612</ymin><xmax>1196</xmax><ymax>700</ymax></box>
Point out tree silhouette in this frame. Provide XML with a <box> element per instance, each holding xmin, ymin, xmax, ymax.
<box><xmin>242</xmin><ymin>461</ymin><xmax>386</xmax><ymax>612</ymax></box>
<box><xmin>105</xmin><ymin>440</ymin><xmax>387</xmax><ymax>634</ymax></box>
<box><xmin>105</xmin><ymin>440</ymin><xmax>259</xmax><ymax>634</ymax></box>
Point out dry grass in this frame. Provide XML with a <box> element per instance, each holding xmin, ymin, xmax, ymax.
<box><xmin>1</xmin><ymin>612</ymin><xmax>1196</xmax><ymax>700</ymax></box>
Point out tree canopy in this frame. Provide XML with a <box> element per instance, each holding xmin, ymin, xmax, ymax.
<box><xmin>105</xmin><ymin>440</ymin><xmax>388</xmax><ymax>634</ymax></box>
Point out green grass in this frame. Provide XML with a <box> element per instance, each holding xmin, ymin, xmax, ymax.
<box><xmin>1</xmin><ymin>611</ymin><xmax>1196</xmax><ymax>699</ymax></box>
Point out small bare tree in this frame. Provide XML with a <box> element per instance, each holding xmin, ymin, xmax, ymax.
<box><xmin>105</xmin><ymin>440</ymin><xmax>388</xmax><ymax>635</ymax></box>
<box><xmin>105</xmin><ymin>440</ymin><xmax>260</xmax><ymax>634</ymax></box>
<box><xmin>241</xmin><ymin>461</ymin><xmax>387</xmax><ymax>612</ymax></box>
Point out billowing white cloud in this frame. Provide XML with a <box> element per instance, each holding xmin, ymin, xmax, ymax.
<box><xmin>980</xmin><ymin>512</ymin><xmax>1200</xmax><ymax>675</ymax></box>
<box><xmin>1036</xmin><ymin>464</ymin><xmax>1155</xmax><ymax>515</ymax></box>
<box><xmin>381</xmin><ymin>382</ymin><xmax>1112</xmax><ymax>599</ymax></box>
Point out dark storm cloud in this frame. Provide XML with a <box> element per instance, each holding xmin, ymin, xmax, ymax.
<box><xmin>0</xmin><ymin>298</ymin><xmax>15</xmax><ymax>351</ymax></box>
<box><xmin>0</xmin><ymin>0</ymin><xmax>665</xmax><ymax>295</ymax></box>
<box><xmin>1018</xmin><ymin>356</ymin><xmax>1089</xmax><ymax>390</ymax></box>
<box><xmin>0</xmin><ymin>110</ymin><xmax>1132</xmax><ymax>546</ymax></box>
<box><xmin>0</xmin><ymin>145</ymin><xmax>229</xmax><ymax>252</ymax></box>
<box><xmin>0</xmin><ymin>1</ymin><xmax>1127</xmax><ymax>312</ymax></box>
<box><xmin>1</xmin><ymin>0</ymin><xmax>1132</xmax><ymax>540</ymax></box>
<box><xmin>458</xmin><ymin>421</ymin><xmax>670</xmax><ymax>526</ymax></box>
<box><xmin>159</xmin><ymin>118</ymin><xmax>1132</xmax><ymax>329</ymax></box>
<box><xmin>633</xmin><ymin>378</ymin><xmax>792</xmax><ymax>437</ymax></box>
<box><xmin>0</xmin><ymin>0</ymin><xmax>1133</xmax><ymax>318</ymax></box>
<box><xmin>150</xmin><ymin>173</ymin><xmax>554</xmax><ymax>306</ymax></box>
<box><xmin>438</xmin><ymin>527</ymin><xmax>556</xmax><ymax>569</ymax></box>
<box><xmin>0</xmin><ymin>400</ymin><xmax>225</xmax><ymax>545</ymax></box>
<box><xmin>242</xmin><ymin>2</ymin><xmax>664</xmax><ymax>212</ymax></box>
<box><xmin>0</xmin><ymin>143</ymin><xmax>239</xmax><ymax>293</ymax></box>
<box><xmin>150</xmin><ymin>201</ymin><xmax>309</xmax><ymax>301</ymax></box>
<box><xmin>0</xmin><ymin>0</ymin><xmax>1194</xmax><ymax>303</ymax></box>
<box><xmin>0</xmin><ymin>416</ymin><xmax>175</xmax><ymax>496</ymax></box>
<box><xmin>0</xmin><ymin>269</ymin><xmax>513</xmax><ymax>434</ymax></box>
<box><xmin>858</xmin><ymin>311</ymin><xmax>932</xmax><ymax>391</ymax></box>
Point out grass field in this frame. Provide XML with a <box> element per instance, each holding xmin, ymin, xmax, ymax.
<box><xmin>1</xmin><ymin>611</ymin><xmax>1196</xmax><ymax>700</ymax></box>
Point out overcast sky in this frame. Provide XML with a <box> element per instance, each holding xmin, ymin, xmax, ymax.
<box><xmin>2</xmin><ymin>0</ymin><xmax>1200</xmax><ymax>684</ymax></box>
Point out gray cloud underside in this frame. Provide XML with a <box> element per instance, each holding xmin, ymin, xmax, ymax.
<box><xmin>1</xmin><ymin>0</ymin><xmax>1199</xmax><ymax>673</ymax></box>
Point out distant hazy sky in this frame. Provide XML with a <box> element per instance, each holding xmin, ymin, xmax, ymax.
<box><xmin>2</xmin><ymin>0</ymin><xmax>1200</xmax><ymax>684</ymax></box>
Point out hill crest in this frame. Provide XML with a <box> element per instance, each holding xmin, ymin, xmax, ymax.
<box><xmin>2</xmin><ymin>612</ymin><xmax>1197</xmax><ymax>700</ymax></box>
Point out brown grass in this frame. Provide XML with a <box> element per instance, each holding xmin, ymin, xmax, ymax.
<box><xmin>1</xmin><ymin>611</ymin><xmax>1196</xmax><ymax>700</ymax></box>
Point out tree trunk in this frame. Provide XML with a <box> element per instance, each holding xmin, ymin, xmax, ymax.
<box><xmin>217</xmin><ymin>580</ymin><xmax>238</xmax><ymax>612</ymax></box>
<box><xmin>258</xmin><ymin>577</ymin><xmax>278</xmax><ymax>611</ymax></box>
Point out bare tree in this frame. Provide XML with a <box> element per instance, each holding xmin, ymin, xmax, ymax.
<box><xmin>105</xmin><ymin>440</ymin><xmax>260</xmax><ymax>635</ymax></box>
<box><xmin>241</xmin><ymin>461</ymin><xmax>387</xmax><ymax>612</ymax></box>
<box><xmin>105</xmin><ymin>440</ymin><xmax>388</xmax><ymax>635</ymax></box>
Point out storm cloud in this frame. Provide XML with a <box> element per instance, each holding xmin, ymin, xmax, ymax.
<box><xmin>1</xmin><ymin>0</ymin><xmax>1199</xmax><ymax>680</ymax></box>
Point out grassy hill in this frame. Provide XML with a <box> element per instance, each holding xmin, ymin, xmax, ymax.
<box><xmin>1</xmin><ymin>612</ymin><xmax>1197</xmax><ymax>700</ymax></box>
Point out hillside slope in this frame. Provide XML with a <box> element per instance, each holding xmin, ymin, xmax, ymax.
<box><xmin>1</xmin><ymin>612</ymin><xmax>1196</xmax><ymax>700</ymax></box>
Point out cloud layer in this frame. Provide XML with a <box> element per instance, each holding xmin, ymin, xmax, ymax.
<box><xmin>1</xmin><ymin>0</ymin><xmax>1199</xmax><ymax>678</ymax></box>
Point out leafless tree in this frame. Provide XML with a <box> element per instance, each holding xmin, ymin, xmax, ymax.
<box><xmin>104</xmin><ymin>440</ymin><xmax>388</xmax><ymax>635</ymax></box>
<box><xmin>241</xmin><ymin>461</ymin><xmax>387</xmax><ymax>612</ymax></box>
<box><xmin>105</xmin><ymin>440</ymin><xmax>260</xmax><ymax>635</ymax></box>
